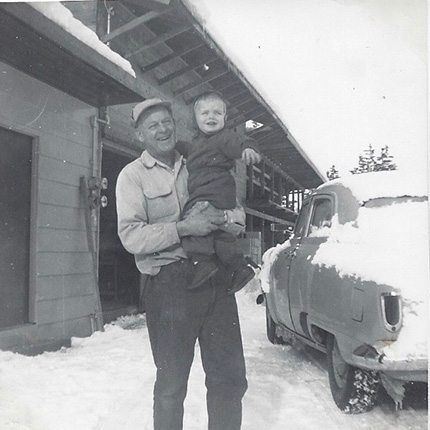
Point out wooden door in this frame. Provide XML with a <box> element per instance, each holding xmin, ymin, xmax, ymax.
<box><xmin>0</xmin><ymin>127</ymin><xmax>32</xmax><ymax>328</ymax></box>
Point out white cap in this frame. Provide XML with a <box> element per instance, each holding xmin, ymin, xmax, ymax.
<box><xmin>132</xmin><ymin>98</ymin><xmax>172</xmax><ymax>126</ymax></box>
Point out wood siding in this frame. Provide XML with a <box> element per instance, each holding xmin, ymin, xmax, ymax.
<box><xmin>0</xmin><ymin>61</ymin><xmax>97</xmax><ymax>353</ymax></box>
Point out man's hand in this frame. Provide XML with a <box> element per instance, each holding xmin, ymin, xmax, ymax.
<box><xmin>176</xmin><ymin>202</ymin><xmax>225</xmax><ymax>237</ymax></box>
<box><xmin>242</xmin><ymin>148</ymin><xmax>261</xmax><ymax>165</ymax></box>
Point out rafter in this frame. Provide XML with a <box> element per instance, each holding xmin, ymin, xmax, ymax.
<box><xmin>101</xmin><ymin>10</ymin><xmax>170</xmax><ymax>43</ymax></box>
<box><xmin>157</xmin><ymin>58</ymin><xmax>218</xmax><ymax>85</ymax></box>
<box><xmin>225</xmin><ymin>87</ymin><xmax>249</xmax><ymax>102</ymax></box>
<box><xmin>229</xmin><ymin>105</ymin><xmax>265</xmax><ymax>122</ymax></box>
<box><xmin>248</xmin><ymin>123</ymin><xmax>277</xmax><ymax>137</ymax></box>
<box><xmin>173</xmin><ymin>69</ymin><xmax>230</xmax><ymax>96</ymax></box>
<box><xmin>183</xmin><ymin>80</ymin><xmax>242</xmax><ymax>104</ymax></box>
<box><xmin>229</xmin><ymin>96</ymin><xmax>256</xmax><ymax>110</ymax></box>
<box><xmin>215</xmin><ymin>80</ymin><xmax>242</xmax><ymax>94</ymax></box>
<box><xmin>141</xmin><ymin>42</ymin><xmax>204</xmax><ymax>73</ymax></box>
<box><xmin>122</xmin><ymin>0</ymin><xmax>172</xmax><ymax>12</ymax></box>
<box><xmin>125</xmin><ymin>24</ymin><xmax>192</xmax><ymax>59</ymax></box>
<box><xmin>255</xmin><ymin>130</ymin><xmax>284</xmax><ymax>143</ymax></box>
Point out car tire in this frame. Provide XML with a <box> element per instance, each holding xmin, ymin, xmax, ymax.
<box><xmin>266</xmin><ymin>300</ymin><xmax>283</xmax><ymax>344</ymax></box>
<box><xmin>327</xmin><ymin>335</ymin><xmax>379</xmax><ymax>413</ymax></box>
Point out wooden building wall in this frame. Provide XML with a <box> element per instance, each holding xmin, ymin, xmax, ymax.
<box><xmin>0</xmin><ymin>61</ymin><xmax>99</xmax><ymax>353</ymax></box>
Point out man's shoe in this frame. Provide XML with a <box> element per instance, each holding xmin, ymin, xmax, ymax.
<box><xmin>227</xmin><ymin>265</ymin><xmax>255</xmax><ymax>295</ymax></box>
<box><xmin>188</xmin><ymin>259</ymin><xmax>219</xmax><ymax>290</ymax></box>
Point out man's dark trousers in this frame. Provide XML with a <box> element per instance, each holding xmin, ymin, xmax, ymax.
<box><xmin>143</xmin><ymin>259</ymin><xmax>248</xmax><ymax>430</ymax></box>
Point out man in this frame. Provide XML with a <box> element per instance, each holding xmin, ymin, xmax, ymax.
<box><xmin>116</xmin><ymin>98</ymin><xmax>254</xmax><ymax>430</ymax></box>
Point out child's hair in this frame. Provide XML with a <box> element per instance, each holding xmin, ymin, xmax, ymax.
<box><xmin>193</xmin><ymin>91</ymin><xmax>227</xmax><ymax>114</ymax></box>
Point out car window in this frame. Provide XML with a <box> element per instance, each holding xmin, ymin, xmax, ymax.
<box><xmin>308</xmin><ymin>197</ymin><xmax>333</xmax><ymax>235</ymax></box>
<box><xmin>293</xmin><ymin>201</ymin><xmax>311</xmax><ymax>238</ymax></box>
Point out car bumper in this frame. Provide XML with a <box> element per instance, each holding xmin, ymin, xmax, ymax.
<box><xmin>349</xmin><ymin>354</ymin><xmax>428</xmax><ymax>382</ymax></box>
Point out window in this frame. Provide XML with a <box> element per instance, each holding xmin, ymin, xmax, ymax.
<box><xmin>0</xmin><ymin>127</ymin><xmax>33</xmax><ymax>328</ymax></box>
<box><xmin>293</xmin><ymin>201</ymin><xmax>311</xmax><ymax>238</ymax></box>
<box><xmin>308</xmin><ymin>197</ymin><xmax>333</xmax><ymax>235</ymax></box>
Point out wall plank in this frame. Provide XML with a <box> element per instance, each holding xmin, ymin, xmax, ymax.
<box><xmin>36</xmin><ymin>252</ymin><xmax>93</xmax><ymax>276</ymax></box>
<box><xmin>39</xmin><ymin>135</ymin><xmax>92</xmax><ymax>167</ymax></box>
<box><xmin>36</xmin><ymin>273</ymin><xmax>94</xmax><ymax>301</ymax></box>
<box><xmin>38</xmin><ymin>179</ymin><xmax>81</xmax><ymax>208</ymax></box>
<box><xmin>0</xmin><ymin>315</ymin><xmax>92</xmax><ymax>353</ymax></box>
<box><xmin>36</xmin><ymin>294</ymin><xmax>97</xmax><ymax>325</ymax></box>
<box><xmin>37</xmin><ymin>228</ymin><xmax>90</xmax><ymax>253</ymax></box>
<box><xmin>37</xmin><ymin>204</ymin><xmax>87</xmax><ymax>231</ymax></box>
<box><xmin>38</xmin><ymin>155</ymin><xmax>90</xmax><ymax>187</ymax></box>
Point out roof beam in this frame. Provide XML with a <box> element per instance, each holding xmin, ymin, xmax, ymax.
<box><xmin>173</xmin><ymin>69</ymin><xmax>230</xmax><ymax>96</ymax></box>
<box><xmin>157</xmin><ymin>58</ymin><xmax>218</xmax><ymax>85</ymax></box>
<box><xmin>101</xmin><ymin>10</ymin><xmax>170</xmax><ymax>43</ymax></box>
<box><xmin>184</xmin><ymin>80</ymin><xmax>242</xmax><ymax>104</ymax></box>
<box><xmin>141</xmin><ymin>42</ymin><xmax>204</xmax><ymax>72</ymax></box>
<box><xmin>255</xmin><ymin>130</ymin><xmax>284</xmax><ymax>143</ymax></box>
<box><xmin>214</xmin><ymin>80</ymin><xmax>242</xmax><ymax>93</ymax></box>
<box><xmin>225</xmin><ymin>87</ymin><xmax>249</xmax><ymax>102</ymax></box>
<box><xmin>229</xmin><ymin>96</ymin><xmax>256</xmax><ymax>110</ymax></box>
<box><xmin>251</xmin><ymin>111</ymin><xmax>273</xmax><ymax>123</ymax></box>
<box><xmin>227</xmin><ymin>90</ymin><xmax>254</xmax><ymax>107</ymax></box>
<box><xmin>229</xmin><ymin>105</ymin><xmax>265</xmax><ymax>122</ymax></box>
<box><xmin>125</xmin><ymin>24</ymin><xmax>192</xmax><ymax>59</ymax></box>
<box><xmin>122</xmin><ymin>0</ymin><xmax>172</xmax><ymax>12</ymax></box>
<box><xmin>248</xmin><ymin>123</ymin><xmax>277</xmax><ymax>136</ymax></box>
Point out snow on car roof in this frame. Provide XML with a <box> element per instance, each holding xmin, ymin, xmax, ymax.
<box><xmin>318</xmin><ymin>170</ymin><xmax>428</xmax><ymax>202</ymax></box>
<box><xmin>28</xmin><ymin>2</ymin><xmax>136</xmax><ymax>78</ymax></box>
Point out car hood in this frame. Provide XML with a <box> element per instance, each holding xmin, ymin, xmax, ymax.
<box><xmin>311</xmin><ymin>199</ymin><xmax>428</xmax><ymax>361</ymax></box>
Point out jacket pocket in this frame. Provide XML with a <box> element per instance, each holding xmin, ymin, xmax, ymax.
<box><xmin>143</xmin><ymin>186</ymin><xmax>178</xmax><ymax>223</ymax></box>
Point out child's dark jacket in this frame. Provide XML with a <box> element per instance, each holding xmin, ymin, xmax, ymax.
<box><xmin>177</xmin><ymin>128</ymin><xmax>259</xmax><ymax>210</ymax></box>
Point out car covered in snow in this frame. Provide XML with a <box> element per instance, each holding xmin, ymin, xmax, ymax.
<box><xmin>259</xmin><ymin>171</ymin><xmax>428</xmax><ymax>413</ymax></box>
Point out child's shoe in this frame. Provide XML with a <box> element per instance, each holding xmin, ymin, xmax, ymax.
<box><xmin>227</xmin><ymin>263</ymin><xmax>255</xmax><ymax>295</ymax></box>
<box><xmin>188</xmin><ymin>258</ymin><xmax>219</xmax><ymax>290</ymax></box>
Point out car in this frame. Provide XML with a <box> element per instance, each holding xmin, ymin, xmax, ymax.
<box><xmin>259</xmin><ymin>170</ymin><xmax>428</xmax><ymax>413</ymax></box>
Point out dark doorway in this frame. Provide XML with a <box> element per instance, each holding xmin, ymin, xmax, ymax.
<box><xmin>99</xmin><ymin>147</ymin><xmax>140</xmax><ymax>317</ymax></box>
<box><xmin>0</xmin><ymin>127</ymin><xmax>32</xmax><ymax>328</ymax></box>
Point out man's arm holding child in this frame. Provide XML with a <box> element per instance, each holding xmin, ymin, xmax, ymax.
<box><xmin>116</xmin><ymin>168</ymin><xmax>225</xmax><ymax>256</ymax></box>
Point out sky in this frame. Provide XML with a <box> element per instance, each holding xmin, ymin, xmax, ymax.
<box><xmin>186</xmin><ymin>0</ymin><xmax>427</xmax><ymax>178</ymax></box>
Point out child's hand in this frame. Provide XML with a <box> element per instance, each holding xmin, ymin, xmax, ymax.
<box><xmin>242</xmin><ymin>148</ymin><xmax>261</xmax><ymax>165</ymax></box>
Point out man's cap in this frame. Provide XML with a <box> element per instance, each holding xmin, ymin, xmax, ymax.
<box><xmin>132</xmin><ymin>98</ymin><xmax>172</xmax><ymax>126</ymax></box>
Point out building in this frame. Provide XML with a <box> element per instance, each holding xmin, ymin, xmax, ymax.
<box><xmin>0</xmin><ymin>1</ymin><xmax>323</xmax><ymax>354</ymax></box>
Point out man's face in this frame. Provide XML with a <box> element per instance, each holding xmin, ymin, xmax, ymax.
<box><xmin>136</xmin><ymin>107</ymin><xmax>176</xmax><ymax>160</ymax></box>
<box><xmin>194</xmin><ymin>97</ymin><xmax>226</xmax><ymax>135</ymax></box>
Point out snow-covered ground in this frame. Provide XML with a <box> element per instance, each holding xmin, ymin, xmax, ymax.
<box><xmin>0</xmin><ymin>286</ymin><xmax>427</xmax><ymax>430</ymax></box>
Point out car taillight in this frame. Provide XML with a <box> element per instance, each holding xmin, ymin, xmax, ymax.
<box><xmin>380</xmin><ymin>293</ymin><xmax>402</xmax><ymax>332</ymax></box>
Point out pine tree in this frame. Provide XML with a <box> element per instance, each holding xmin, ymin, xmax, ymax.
<box><xmin>351</xmin><ymin>144</ymin><xmax>397</xmax><ymax>174</ymax></box>
<box><xmin>326</xmin><ymin>165</ymin><xmax>340</xmax><ymax>180</ymax></box>
<box><xmin>375</xmin><ymin>145</ymin><xmax>397</xmax><ymax>171</ymax></box>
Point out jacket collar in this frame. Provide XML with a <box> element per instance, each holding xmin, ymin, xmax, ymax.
<box><xmin>140</xmin><ymin>150</ymin><xmax>184</xmax><ymax>170</ymax></box>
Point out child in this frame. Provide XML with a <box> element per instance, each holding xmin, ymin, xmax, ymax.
<box><xmin>176</xmin><ymin>91</ymin><xmax>261</xmax><ymax>293</ymax></box>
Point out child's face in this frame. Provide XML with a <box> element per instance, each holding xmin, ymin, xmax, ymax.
<box><xmin>194</xmin><ymin>97</ymin><xmax>226</xmax><ymax>134</ymax></box>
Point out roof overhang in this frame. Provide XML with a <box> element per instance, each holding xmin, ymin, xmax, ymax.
<box><xmin>179</xmin><ymin>0</ymin><xmax>326</xmax><ymax>186</ymax></box>
<box><xmin>0</xmin><ymin>3</ymin><xmax>145</xmax><ymax>107</ymax></box>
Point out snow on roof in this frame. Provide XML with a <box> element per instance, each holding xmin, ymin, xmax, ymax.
<box><xmin>28</xmin><ymin>2</ymin><xmax>136</xmax><ymax>78</ymax></box>
<box><xmin>318</xmin><ymin>170</ymin><xmax>428</xmax><ymax>202</ymax></box>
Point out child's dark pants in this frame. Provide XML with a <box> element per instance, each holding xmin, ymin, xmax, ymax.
<box><xmin>182</xmin><ymin>230</ymin><xmax>243</xmax><ymax>268</ymax></box>
<box><xmin>143</xmin><ymin>259</ymin><xmax>248</xmax><ymax>430</ymax></box>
